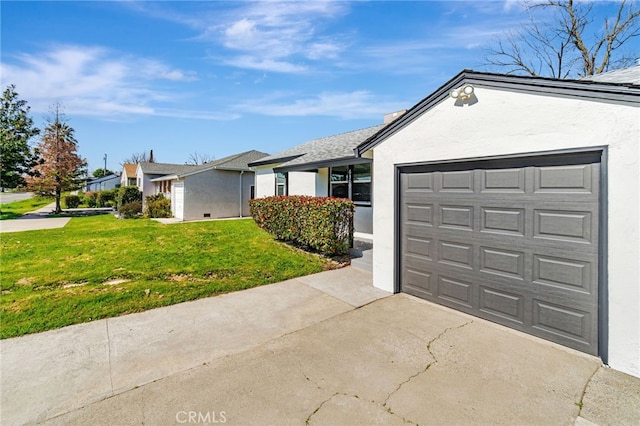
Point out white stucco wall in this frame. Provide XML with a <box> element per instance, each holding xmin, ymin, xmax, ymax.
<box><xmin>255</xmin><ymin>167</ymin><xmax>276</xmax><ymax>198</ymax></box>
<box><xmin>369</xmin><ymin>86</ymin><xmax>640</xmax><ymax>377</ymax></box>
<box><xmin>288</xmin><ymin>171</ymin><xmax>316</xmax><ymax>195</ymax></box>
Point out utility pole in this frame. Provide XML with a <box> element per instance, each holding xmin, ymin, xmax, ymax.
<box><xmin>103</xmin><ymin>153</ymin><xmax>107</xmax><ymax>190</ymax></box>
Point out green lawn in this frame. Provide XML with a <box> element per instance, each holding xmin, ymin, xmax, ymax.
<box><xmin>0</xmin><ymin>215</ymin><xmax>336</xmax><ymax>338</ymax></box>
<box><xmin>0</xmin><ymin>196</ymin><xmax>54</xmax><ymax>220</ymax></box>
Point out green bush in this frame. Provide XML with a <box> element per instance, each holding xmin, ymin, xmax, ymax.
<box><xmin>145</xmin><ymin>194</ymin><xmax>172</xmax><ymax>218</ymax></box>
<box><xmin>250</xmin><ymin>196</ymin><xmax>354</xmax><ymax>255</ymax></box>
<box><xmin>63</xmin><ymin>195</ymin><xmax>81</xmax><ymax>209</ymax></box>
<box><xmin>96</xmin><ymin>189</ymin><xmax>116</xmax><ymax>207</ymax></box>
<box><xmin>84</xmin><ymin>191</ymin><xmax>97</xmax><ymax>207</ymax></box>
<box><xmin>117</xmin><ymin>186</ymin><xmax>142</xmax><ymax>210</ymax></box>
<box><xmin>119</xmin><ymin>201</ymin><xmax>142</xmax><ymax>219</ymax></box>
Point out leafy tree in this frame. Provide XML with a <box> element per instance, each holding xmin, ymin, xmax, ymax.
<box><xmin>27</xmin><ymin>105</ymin><xmax>87</xmax><ymax>213</ymax></box>
<box><xmin>0</xmin><ymin>85</ymin><xmax>40</xmax><ymax>190</ymax></box>
<box><xmin>485</xmin><ymin>0</ymin><xmax>640</xmax><ymax>78</ymax></box>
<box><xmin>92</xmin><ymin>168</ymin><xmax>115</xmax><ymax>178</ymax></box>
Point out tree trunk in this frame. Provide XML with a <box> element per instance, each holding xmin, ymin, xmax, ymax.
<box><xmin>55</xmin><ymin>188</ymin><xmax>61</xmax><ymax>214</ymax></box>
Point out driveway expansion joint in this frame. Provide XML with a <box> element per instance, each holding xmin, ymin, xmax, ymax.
<box><xmin>105</xmin><ymin>319</ymin><xmax>115</xmax><ymax>395</ymax></box>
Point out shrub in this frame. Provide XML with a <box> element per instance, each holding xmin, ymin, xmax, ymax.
<box><xmin>250</xmin><ymin>196</ymin><xmax>354</xmax><ymax>255</ymax></box>
<box><xmin>96</xmin><ymin>189</ymin><xmax>116</xmax><ymax>207</ymax></box>
<box><xmin>84</xmin><ymin>191</ymin><xmax>97</xmax><ymax>207</ymax></box>
<box><xmin>145</xmin><ymin>194</ymin><xmax>172</xmax><ymax>218</ymax></box>
<box><xmin>63</xmin><ymin>195</ymin><xmax>81</xmax><ymax>209</ymax></box>
<box><xmin>117</xmin><ymin>186</ymin><xmax>142</xmax><ymax>210</ymax></box>
<box><xmin>119</xmin><ymin>201</ymin><xmax>142</xmax><ymax>219</ymax></box>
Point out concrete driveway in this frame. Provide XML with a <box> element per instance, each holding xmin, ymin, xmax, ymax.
<box><xmin>1</xmin><ymin>267</ymin><xmax>638</xmax><ymax>426</ymax></box>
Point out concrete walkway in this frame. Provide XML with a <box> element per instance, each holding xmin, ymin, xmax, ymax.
<box><xmin>0</xmin><ymin>202</ymin><xmax>70</xmax><ymax>233</ymax></box>
<box><xmin>1</xmin><ymin>267</ymin><xmax>639</xmax><ymax>425</ymax></box>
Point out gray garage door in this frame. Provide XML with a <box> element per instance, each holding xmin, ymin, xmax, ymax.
<box><xmin>400</xmin><ymin>152</ymin><xmax>601</xmax><ymax>355</ymax></box>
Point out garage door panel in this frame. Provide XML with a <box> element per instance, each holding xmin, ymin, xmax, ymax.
<box><xmin>438</xmin><ymin>240</ymin><xmax>474</xmax><ymax>270</ymax></box>
<box><xmin>533</xmin><ymin>254</ymin><xmax>593</xmax><ymax>294</ymax></box>
<box><xmin>405</xmin><ymin>203</ymin><xmax>434</xmax><ymax>225</ymax></box>
<box><xmin>479</xmin><ymin>246</ymin><xmax>526</xmax><ymax>280</ymax></box>
<box><xmin>533</xmin><ymin>209</ymin><xmax>594</xmax><ymax>244</ymax></box>
<box><xmin>439</xmin><ymin>205</ymin><xmax>474</xmax><ymax>230</ymax></box>
<box><xmin>532</xmin><ymin>300</ymin><xmax>595</xmax><ymax>350</ymax></box>
<box><xmin>534</xmin><ymin>163</ymin><xmax>595</xmax><ymax>194</ymax></box>
<box><xmin>481</xmin><ymin>206</ymin><xmax>526</xmax><ymax>236</ymax></box>
<box><xmin>440</xmin><ymin>170</ymin><xmax>474</xmax><ymax>192</ymax></box>
<box><xmin>400</xmin><ymin>153</ymin><xmax>600</xmax><ymax>355</ymax></box>
<box><xmin>481</xmin><ymin>168</ymin><xmax>526</xmax><ymax>193</ymax></box>
<box><xmin>437</xmin><ymin>275</ymin><xmax>474</xmax><ymax>309</ymax></box>
<box><xmin>403</xmin><ymin>269</ymin><xmax>434</xmax><ymax>299</ymax></box>
<box><xmin>478</xmin><ymin>286</ymin><xmax>525</xmax><ymax>325</ymax></box>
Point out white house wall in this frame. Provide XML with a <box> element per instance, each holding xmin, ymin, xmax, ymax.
<box><xmin>288</xmin><ymin>171</ymin><xmax>316</xmax><ymax>195</ymax></box>
<box><xmin>255</xmin><ymin>167</ymin><xmax>276</xmax><ymax>198</ymax></box>
<box><xmin>370</xmin><ymin>86</ymin><xmax>640</xmax><ymax>377</ymax></box>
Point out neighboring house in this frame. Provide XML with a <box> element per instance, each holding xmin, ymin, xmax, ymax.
<box><xmin>120</xmin><ymin>163</ymin><xmax>138</xmax><ymax>187</ymax></box>
<box><xmin>136</xmin><ymin>162</ymin><xmax>199</xmax><ymax>209</ymax></box>
<box><xmin>143</xmin><ymin>150</ymin><xmax>268</xmax><ymax>220</ymax></box>
<box><xmin>85</xmin><ymin>174</ymin><xmax>120</xmax><ymax>192</ymax></box>
<box><xmin>351</xmin><ymin>67</ymin><xmax>639</xmax><ymax>378</ymax></box>
<box><xmin>248</xmin><ymin>111</ymin><xmax>405</xmax><ymax>236</ymax></box>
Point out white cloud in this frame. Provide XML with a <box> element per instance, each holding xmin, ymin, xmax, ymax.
<box><xmin>170</xmin><ymin>1</ymin><xmax>350</xmax><ymax>73</ymax></box>
<box><xmin>0</xmin><ymin>44</ymin><xmax>230</xmax><ymax>120</ymax></box>
<box><xmin>234</xmin><ymin>91</ymin><xmax>405</xmax><ymax>120</ymax></box>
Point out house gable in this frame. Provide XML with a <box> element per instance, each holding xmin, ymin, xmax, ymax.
<box><xmin>356</xmin><ymin>68</ymin><xmax>640</xmax><ymax>157</ymax></box>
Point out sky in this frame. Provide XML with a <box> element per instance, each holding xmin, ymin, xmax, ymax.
<box><xmin>0</xmin><ymin>1</ymin><xmax>626</xmax><ymax>173</ymax></box>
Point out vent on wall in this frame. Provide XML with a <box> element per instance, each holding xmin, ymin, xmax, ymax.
<box><xmin>204</xmin><ymin>213</ymin><xmax>211</xmax><ymax>218</ymax></box>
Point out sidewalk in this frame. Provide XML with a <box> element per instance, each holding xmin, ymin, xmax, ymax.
<box><xmin>0</xmin><ymin>202</ymin><xmax>71</xmax><ymax>233</ymax></box>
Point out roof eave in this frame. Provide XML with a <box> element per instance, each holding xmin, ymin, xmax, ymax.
<box><xmin>275</xmin><ymin>156</ymin><xmax>372</xmax><ymax>173</ymax></box>
<box><xmin>248</xmin><ymin>154</ymin><xmax>304</xmax><ymax>168</ymax></box>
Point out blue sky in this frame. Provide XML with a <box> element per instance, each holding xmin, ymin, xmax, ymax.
<box><xmin>0</xmin><ymin>1</ymin><xmax>623</xmax><ymax>173</ymax></box>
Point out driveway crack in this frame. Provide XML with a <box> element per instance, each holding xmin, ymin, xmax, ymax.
<box><xmin>383</xmin><ymin>320</ymin><xmax>473</xmax><ymax>408</ymax></box>
<box><xmin>575</xmin><ymin>364</ymin><xmax>601</xmax><ymax>418</ymax></box>
<box><xmin>304</xmin><ymin>392</ymin><xmax>340</xmax><ymax>425</ymax></box>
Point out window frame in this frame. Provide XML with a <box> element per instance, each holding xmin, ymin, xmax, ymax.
<box><xmin>329</xmin><ymin>163</ymin><xmax>372</xmax><ymax>206</ymax></box>
<box><xmin>275</xmin><ymin>172</ymin><xmax>288</xmax><ymax>196</ymax></box>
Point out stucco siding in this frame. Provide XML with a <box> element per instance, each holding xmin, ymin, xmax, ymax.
<box><xmin>369</xmin><ymin>86</ymin><xmax>640</xmax><ymax>377</ymax></box>
<box><xmin>255</xmin><ymin>167</ymin><xmax>276</xmax><ymax>198</ymax></box>
<box><xmin>288</xmin><ymin>171</ymin><xmax>316</xmax><ymax>195</ymax></box>
<box><xmin>316</xmin><ymin>168</ymin><xmax>329</xmax><ymax>196</ymax></box>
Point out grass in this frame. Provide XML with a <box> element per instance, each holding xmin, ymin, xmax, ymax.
<box><xmin>0</xmin><ymin>196</ymin><xmax>54</xmax><ymax>220</ymax></box>
<box><xmin>0</xmin><ymin>215</ymin><xmax>337</xmax><ymax>338</ymax></box>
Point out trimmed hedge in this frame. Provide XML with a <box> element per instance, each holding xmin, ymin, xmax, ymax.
<box><xmin>63</xmin><ymin>195</ymin><xmax>81</xmax><ymax>209</ymax></box>
<box><xmin>250</xmin><ymin>196</ymin><xmax>354</xmax><ymax>255</ymax></box>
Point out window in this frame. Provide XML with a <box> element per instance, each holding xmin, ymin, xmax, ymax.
<box><xmin>275</xmin><ymin>172</ymin><xmax>288</xmax><ymax>196</ymax></box>
<box><xmin>330</xmin><ymin>163</ymin><xmax>371</xmax><ymax>205</ymax></box>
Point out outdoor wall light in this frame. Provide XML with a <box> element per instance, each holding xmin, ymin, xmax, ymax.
<box><xmin>450</xmin><ymin>83</ymin><xmax>474</xmax><ymax>100</ymax></box>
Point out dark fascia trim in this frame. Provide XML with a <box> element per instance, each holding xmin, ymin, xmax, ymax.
<box><xmin>248</xmin><ymin>154</ymin><xmax>304</xmax><ymax>168</ymax></box>
<box><xmin>394</xmin><ymin>145</ymin><xmax>608</xmax><ymax>171</ymax></box>
<box><xmin>275</xmin><ymin>156</ymin><xmax>372</xmax><ymax>173</ymax></box>
<box><xmin>355</xmin><ymin>69</ymin><xmax>640</xmax><ymax>157</ymax></box>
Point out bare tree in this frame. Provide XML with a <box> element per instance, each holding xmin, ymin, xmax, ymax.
<box><xmin>121</xmin><ymin>152</ymin><xmax>148</xmax><ymax>165</ymax></box>
<box><xmin>485</xmin><ymin>0</ymin><xmax>640</xmax><ymax>78</ymax></box>
<box><xmin>186</xmin><ymin>151</ymin><xmax>215</xmax><ymax>165</ymax></box>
